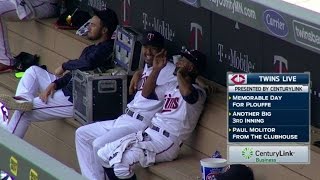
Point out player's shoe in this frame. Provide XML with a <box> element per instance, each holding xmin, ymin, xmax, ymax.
<box><xmin>0</xmin><ymin>63</ymin><xmax>13</xmax><ymax>73</ymax></box>
<box><xmin>0</xmin><ymin>94</ymin><xmax>33</xmax><ymax>111</ymax></box>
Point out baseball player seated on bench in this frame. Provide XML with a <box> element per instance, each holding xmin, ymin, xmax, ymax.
<box><xmin>0</xmin><ymin>8</ymin><xmax>119</xmax><ymax>138</ymax></box>
<box><xmin>75</xmin><ymin>30</ymin><xmax>176</xmax><ymax>180</ymax></box>
<box><xmin>0</xmin><ymin>0</ymin><xmax>60</xmax><ymax>73</ymax></box>
<box><xmin>97</xmin><ymin>49</ymin><xmax>207</xmax><ymax>180</ymax></box>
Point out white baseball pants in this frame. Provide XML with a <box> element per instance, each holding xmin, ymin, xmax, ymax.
<box><xmin>1</xmin><ymin>66</ymin><xmax>73</xmax><ymax>138</ymax></box>
<box><xmin>0</xmin><ymin>0</ymin><xmax>58</xmax><ymax>65</ymax></box>
<box><xmin>108</xmin><ymin>127</ymin><xmax>181</xmax><ymax>179</ymax></box>
<box><xmin>75</xmin><ymin>115</ymin><xmax>148</xmax><ymax>180</ymax></box>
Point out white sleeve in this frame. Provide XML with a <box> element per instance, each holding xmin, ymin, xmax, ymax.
<box><xmin>156</xmin><ymin>62</ymin><xmax>176</xmax><ymax>85</ymax></box>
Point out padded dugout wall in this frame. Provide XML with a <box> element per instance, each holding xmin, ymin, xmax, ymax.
<box><xmin>72</xmin><ymin>0</ymin><xmax>320</xmax><ymax>127</ymax></box>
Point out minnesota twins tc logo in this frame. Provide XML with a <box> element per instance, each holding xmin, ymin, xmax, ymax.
<box><xmin>147</xmin><ymin>33</ymin><xmax>155</xmax><ymax>41</ymax></box>
<box><xmin>189</xmin><ymin>22</ymin><xmax>203</xmax><ymax>50</ymax></box>
<box><xmin>273</xmin><ymin>55</ymin><xmax>288</xmax><ymax>73</ymax></box>
<box><xmin>122</xmin><ymin>0</ymin><xmax>131</xmax><ymax>25</ymax></box>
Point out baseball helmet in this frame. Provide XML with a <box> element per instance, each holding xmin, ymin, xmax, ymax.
<box><xmin>180</xmin><ymin>49</ymin><xmax>206</xmax><ymax>73</ymax></box>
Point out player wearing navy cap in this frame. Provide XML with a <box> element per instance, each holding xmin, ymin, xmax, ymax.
<box><xmin>75</xmin><ymin>30</ymin><xmax>176</xmax><ymax>180</ymax></box>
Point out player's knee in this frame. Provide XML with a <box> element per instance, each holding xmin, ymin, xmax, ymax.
<box><xmin>28</xmin><ymin>65</ymin><xmax>38</xmax><ymax>71</ymax></box>
<box><xmin>75</xmin><ymin>126</ymin><xmax>86</xmax><ymax>141</ymax></box>
<box><xmin>24</xmin><ymin>65</ymin><xmax>39</xmax><ymax>75</ymax></box>
<box><xmin>93</xmin><ymin>135</ymin><xmax>115</xmax><ymax>153</ymax></box>
<box><xmin>92</xmin><ymin>138</ymin><xmax>104</xmax><ymax>152</ymax></box>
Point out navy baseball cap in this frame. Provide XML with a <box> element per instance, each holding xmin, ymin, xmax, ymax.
<box><xmin>216</xmin><ymin>164</ymin><xmax>254</xmax><ymax>180</ymax></box>
<box><xmin>180</xmin><ymin>49</ymin><xmax>206</xmax><ymax>72</ymax></box>
<box><xmin>141</xmin><ymin>30</ymin><xmax>165</xmax><ymax>49</ymax></box>
<box><xmin>93</xmin><ymin>8</ymin><xmax>119</xmax><ymax>34</ymax></box>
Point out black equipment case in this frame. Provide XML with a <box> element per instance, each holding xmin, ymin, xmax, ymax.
<box><xmin>73</xmin><ymin>70</ymin><xmax>127</xmax><ymax>125</ymax></box>
<box><xmin>73</xmin><ymin>26</ymin><xmax>143</xmax><ymax>125</ymax></box>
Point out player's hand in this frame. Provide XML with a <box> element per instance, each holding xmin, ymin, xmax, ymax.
<box><xmin>54</xmin><ymin>66</ymin><xmax>65</xmax><ymax>77</ymax></box>
<box><xmin>177</xmin><ymin>67</ymin><xmax>189</xmax><ymax>79</ymax></box>
<box><xmin>177</xmin><ymin>64</ymin><xmax>193</xmax><ymax>81</ymax></box>
<box><xmin>175</xmin><ymin>57</ymin><xmax>194</xmax><ymax>72</ymax></box>
<box><xmin>153</xmin><ymin>49</ymin><xmax>167</xmax><ymax>71</ymax></box>
<box><xmin>129</xmin><ymin>69</ymin><xmax>143</xmax><ymax>95</ymax></box>
<box><xmin>39</xmin><ymin>83</ymin><xmax>57</xmax><ymax>103</ymax></box>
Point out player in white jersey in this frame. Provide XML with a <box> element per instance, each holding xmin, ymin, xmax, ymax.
<box><xmin>0</xmin><ymin>0</ymin><xmax>59</xmax><ymax>73</ymax></box>
<box><xmin>75</xmin><ymin>30</ymin><xmax>176</xmax><ymax>180</ymax></box>
<box><xmin>98</xmin><ymin>49</ymin><xmax>207</xmax><ymax>180</ymax></box>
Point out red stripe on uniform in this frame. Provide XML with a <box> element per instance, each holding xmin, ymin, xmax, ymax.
<box><xmin>12</xmin><ymin>111</ymin><xmax>25</xmax><ymax>134</ymax></box>
<box><xmin>156</xmin><ymin>142</ymin><xmax>174</xmax><ymax>155</ymax></box>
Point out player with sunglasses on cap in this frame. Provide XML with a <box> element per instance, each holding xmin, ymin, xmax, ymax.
<box><xmin>98</xmin><ymin>48</ymin><xmax>207</xmax><ymax>180</ymax></box>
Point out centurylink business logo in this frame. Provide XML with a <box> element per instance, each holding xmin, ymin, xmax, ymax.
<box><xmin>229</xmin><ymin>146</ymin><xmax>309</xmax><ymax>164</ymax></box>
<box><xmin>241</xmin><ymin>147</ymin><xmax>296</xmax><ymax>163</ymax></box>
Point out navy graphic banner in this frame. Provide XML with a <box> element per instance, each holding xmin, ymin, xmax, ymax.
<box><xmin>227</xmin><ymin>73</ymin><xmax>310</xmax><ymax>143</ymax></box>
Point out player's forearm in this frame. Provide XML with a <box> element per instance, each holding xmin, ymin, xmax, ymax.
<box><xmin>53</xmin><ymin>72</ymin><xmax>72</xmax><ymax>90</ymax></box>
<box><xmin>178</xmin><ymin>75</ymin><xmax>199</xmax><ymax>104</ymax></box>
<box><xmin>141</xmin><ymin>69</ymin><xmax>161</xmax><ymax>98</ymax></box>
<box><xmin>132</xmin><ymin>69</ymin><xmax>143</xmax><ymax>81</ymax></box>
<box><xmin>62</xmin><ymin>59</ymin><xmax>88</xmax><ymax>71</ymax></box>
<box><xmin>177</xmin><ymin>73</ymin><xmax>193</xmax><ymax>96</ymax></box>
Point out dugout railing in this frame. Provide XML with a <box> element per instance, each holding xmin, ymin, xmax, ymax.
<box><xmin>0</xmin><ymin>128</ymin><xmax>86</xmax><ymax>180</ymax></box>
